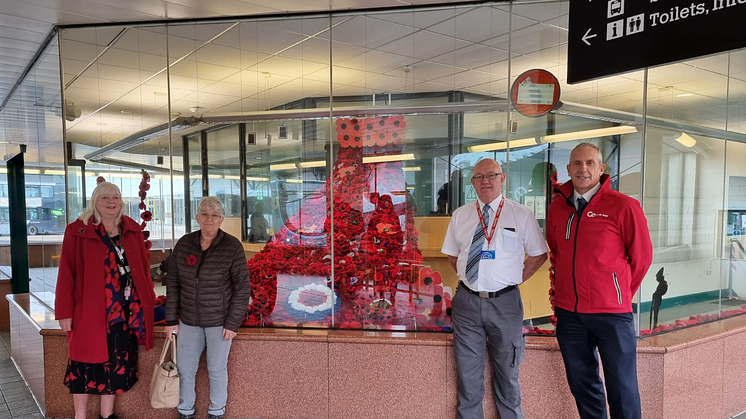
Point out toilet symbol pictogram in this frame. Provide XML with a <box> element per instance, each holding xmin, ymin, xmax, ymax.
<box><xmin>608</xmin><ymin>0</ymin><xmax>624</xmax><ymax>18</ymax></box>
<box><xmin>606</xmin><ymin>19</ymin><xmax>624</xmax><ymax>40</ymax></box>
<box><xmin>626</xmin><ymin>13</ymin><xmax>645</xmax><ymax>35</ymax></box>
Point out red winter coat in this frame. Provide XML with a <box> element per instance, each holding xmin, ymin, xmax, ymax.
<box><xmin>54</xmin><ymin>216</ymin><xmax>155</xmax><ymax>363</ymax></box>
<box><xmin>547</xmin><ymin>175</ymin><xmax>653</xmax><ymax>314</ymax></box>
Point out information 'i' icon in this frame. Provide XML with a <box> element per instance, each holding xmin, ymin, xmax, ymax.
<box><xmin>606</xmin><ymin>19</ymin><xmax>624</xmax><ymax>40</ymax></box>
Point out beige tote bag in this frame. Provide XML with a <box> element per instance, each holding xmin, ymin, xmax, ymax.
<box><xmin>149</xmin><ymin>336</ymin><xmax>179</xmax><ymax>409</ymax></box>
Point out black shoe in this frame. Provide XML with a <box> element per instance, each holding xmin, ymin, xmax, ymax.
<box><xmin>100</xmin><ymin>415</ymin><xmax>119</xmax><ymax>419</ymax></box>
<box><xmin>207</xmin><ymin>415</ymin><xmax>224</xmax><ymax>419</ymax></box>
<box><xmin>179</xmin><ymin>414</ymin><xmax>195</xmax><ymax>419</ymax></box>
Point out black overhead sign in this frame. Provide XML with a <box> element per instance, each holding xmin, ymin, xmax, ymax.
<box><xmin>568</xmin><ymin>0</ymin><xmax>746</xmax><ymax>84</ymax></box>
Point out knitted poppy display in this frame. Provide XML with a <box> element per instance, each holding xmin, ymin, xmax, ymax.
<box><xmin>244</xmin><ymin>116</ymin><xmax>452</xmax><ymax>331</ymax></box>
<box><xmin>139</xmin><ymin>170</ymin><xmax>152</xmax><ymax>256</ymax></box>
<box><xmin>547</xmin><ymin>172</ymin><xmax>561</xmax><ymax>328</ymax></box>
<box><xmin>525</xmin><ymin>305</ymin><xmax>746</xmax><ymax>337</ymax></box>
<box><xmin>528</xmin><ymin>172</ymin><xmax>562</xmax><ymax>335</ymax></box>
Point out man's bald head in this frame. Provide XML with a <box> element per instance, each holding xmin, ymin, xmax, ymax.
<box><xmin>471</xmin><ymin>159</ymin><xmax>506</xmax><ymax>203</ymax></box>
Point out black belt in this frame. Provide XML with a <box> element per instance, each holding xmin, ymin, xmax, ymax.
<box><xmin>459</xmin><ymin>282</ymin><xmax>516</xmax><ymax>299</ymax></box>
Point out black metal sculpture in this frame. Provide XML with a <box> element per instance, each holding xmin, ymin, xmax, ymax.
<box><xmin>650</xmin><ymin>267</ymin><xmax>668</xmax><ymax>330</ymax></box>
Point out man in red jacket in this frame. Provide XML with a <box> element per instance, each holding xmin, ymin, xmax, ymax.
<box><xmin>547</xmin><ymin>142</ymin><xmax>653</xmax><ymax>419</ymax></box>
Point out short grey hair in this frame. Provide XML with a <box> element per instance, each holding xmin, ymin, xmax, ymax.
<box><xmin>197</xmin><ymin>196</ymin><xmax>224</xmax><ymax>217</ymax></box>
<box><xmin>570</xmin><ymin>142</ymin><xmax>604</xmax><ymax>165</ymax></box>
<box><xmin>79</xmin><ymin>182</ymin><xmax>124</xmax><ymax>226</ymax></box>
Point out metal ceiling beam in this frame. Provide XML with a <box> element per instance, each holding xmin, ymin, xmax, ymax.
<box><xmin>0</xmin><ymin>28</ymin><xmax>57</xmax><ymax>114</ymax></box>
<box><xmin>201</xmin><ymin>101</ymin><xmax>510</xmax><ymax>124</ymax></box>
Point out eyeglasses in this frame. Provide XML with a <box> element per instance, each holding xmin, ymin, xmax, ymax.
<box><xmin>472</xmin><ymin>173</ymin><xmax>503</xmax><ymax>181</ymax></box>
<box><xmin>198</xmin><ymin>213</ymin><xmax>223</xmax><ymax>219</ymax></box>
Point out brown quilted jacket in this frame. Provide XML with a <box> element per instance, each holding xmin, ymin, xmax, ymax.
<box><xmin>165</xmin><ymin>229</ymin><xmax>250</xmax><ymax>332</ymax></box>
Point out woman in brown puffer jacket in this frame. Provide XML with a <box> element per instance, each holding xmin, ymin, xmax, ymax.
<box><xmin>164</xmin><ymin>196</ymin><xmax>250</xmax><ymax>419</ymax></box>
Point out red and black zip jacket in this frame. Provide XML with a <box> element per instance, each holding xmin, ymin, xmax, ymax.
<box><xmin>547</xmin><ymin>175</ymin><xmax>653</xmax><ymax>314</ymax></box>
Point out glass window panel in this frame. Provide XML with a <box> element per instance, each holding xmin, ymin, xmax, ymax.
<box><xmin>508</xmin><ymin>0</ymin><xmax>647</xmax><ymax>335</ymax></box>
<box><xmin>0</xmin><ymin>36</ymin><xmax>65</xmax><ymax>306</ymax></box>
<box><xmin>639</xmin><ymin>54</ymin><xmax>729</xmax><ymax>337</ymax></box>
<box><xmin>61</xmin><ymin>24</ymin><xmax>171</xmax><ymax>303</ymax></box>
<box><xmin>722</xmin><ymin>49</ymin><xmax>746</xmax><ymax>327</ymax></box>
<box><xmin>206</xmin><ymin>126</ymin><xmax>241</xmax><ymax>221</ymax></box>
<box><xmin>241</xmin><ymin>16</ymin><xmax>334</xmax><ymax>329</ymax></box>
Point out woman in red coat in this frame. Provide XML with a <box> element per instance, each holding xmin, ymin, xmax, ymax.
<box><xmin>54</xmin><ymin>181</ymin><xmax>155</xmax><ymax>419</ymax></box>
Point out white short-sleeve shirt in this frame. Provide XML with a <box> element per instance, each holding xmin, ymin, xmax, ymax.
<box><xmin>441</xmin><ymin>195</ymin><xmax>548</xmax><ymax>292</ymax></box>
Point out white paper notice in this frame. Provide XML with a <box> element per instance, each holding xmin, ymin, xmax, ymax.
<box><xmin>534</xmin><ymin>196</ymin><xmax>546</xmax><ymax>219</ymax></box>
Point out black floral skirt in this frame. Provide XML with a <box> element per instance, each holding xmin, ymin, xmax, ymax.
<box><xmin>64</xmin><ymin>322</ymin><xmax>139</xmax><ymax>394</ymax></box>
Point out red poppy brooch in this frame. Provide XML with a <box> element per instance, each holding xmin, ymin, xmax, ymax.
<box><xmin>187</xmin><ymin>255</ymin><xmax>197</xmax><ymax>266</ymax></box>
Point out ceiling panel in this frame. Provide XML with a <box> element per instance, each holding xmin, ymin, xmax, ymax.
<box><xmin>403</xmin><ymin>61</ymin><xmax>456</xmax><ymax>82</ymax></box>
<box><xmin>0</xmin><ymin>0</ymin><xmax>482</xmax><ymax>111</ymax></box>
<box><xmin>3</xmin><ymin>0</ymin><xmax>746</xmax><ymax>165</ymax></box>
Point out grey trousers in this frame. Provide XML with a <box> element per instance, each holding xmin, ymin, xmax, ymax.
<box><xmin>177</xmin><ymin>321</ymin><xmax>233</xmax><ymax>416</ymax></box>
<box><xmin>451</xmin><ymin>286</ymin><xmax>526</xmax><ymax>419</ymax></box>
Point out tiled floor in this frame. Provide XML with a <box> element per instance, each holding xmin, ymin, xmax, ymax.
<box><xmin>0</xmin><ymin>331</ymin><xmax>44</xmax><ymax>419</ymax></box>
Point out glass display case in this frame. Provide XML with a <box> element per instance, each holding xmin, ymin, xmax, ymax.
<box><xmin>45</xmin><ymin>1</ymin><xmax>746</xmax><ymax>336</ymax></box>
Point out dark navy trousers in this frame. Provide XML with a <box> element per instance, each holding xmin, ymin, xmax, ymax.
<box><xmin>555</xmin><ymin>308</ymin><xmax>641</xmax><ymax>419</ymax></box>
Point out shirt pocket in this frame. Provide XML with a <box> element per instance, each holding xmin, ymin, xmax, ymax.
<box><xmin>501</xmin><ymin>229</ymin><xmax>518</xmax><ymax>253</ymax></box>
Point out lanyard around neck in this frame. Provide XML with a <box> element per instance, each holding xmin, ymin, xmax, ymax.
<box><xmin>476</xmin><ymin>198</ymin><xmax>504</xmax><ymax>245</ymax></box>
<box><xmin>109</xmin><ymin>234</ymin><xmax>124</xmax><ymax>259</ymax></box>
<box><xmin>106</xmin><ymin>233</ymin><xmax>130</xmax><ymax>280</ymax></box>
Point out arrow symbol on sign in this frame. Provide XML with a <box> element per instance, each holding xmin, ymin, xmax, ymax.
<box><xmin>582</xmin><ymin>28</ymin><xmax>597</xmax><ymax>46</ymax></box>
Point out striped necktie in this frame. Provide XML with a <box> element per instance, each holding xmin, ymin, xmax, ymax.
<box><xmin>465</xmin><ymin>204</ymin><xmax>490</xmax><ymax>284</ymax></box>
<box><xmin>577</xmin><ymin>196</ymin><xmax>588</xmax><ymax>215</ymax></box>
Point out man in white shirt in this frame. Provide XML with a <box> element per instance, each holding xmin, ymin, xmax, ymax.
<box><xmin>442</xmin><ymin>159</ymin><xmax>548</xmax><ymax>419</ymax></box>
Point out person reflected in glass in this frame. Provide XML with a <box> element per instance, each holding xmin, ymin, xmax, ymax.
<box><xmin>54</xmin><ymin>181</ymin><xmax>156</xmax><ymax>419</ymax></box>
<box><xmin>435</xmin><ymin>169</ymin><xmax>463</xmax><ymax>215</ymax></box>
<box><xmin>528</xmin><ymin>162</ymin><xmax>558</xmax><ymax>198</ymax></box>
<box><xmin>249</xmin><ymin>202</ymin><xmax>270</xmax><ymax>243</ymax></box>
<box><xmin>165</xmin><ymin>196</ymin><xmax>251</xmax><ymax>419</ymax></box>
<box><xmin>442</xmin><ymin>159</ymin><xmax>548</xmax><ymax>419</ymax></box>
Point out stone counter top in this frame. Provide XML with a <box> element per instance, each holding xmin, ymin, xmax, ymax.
<box><xmin>11</xmin><ymin>291</ymin><xmax>746</xmax><ymax>354</ymax></box>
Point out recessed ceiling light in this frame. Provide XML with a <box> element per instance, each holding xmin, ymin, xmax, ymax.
<box><xmin>677</xmin><ymin>93</ymin><xmax>694</xmax><ymax>97</ymax></box>
<box><xmin>675</xmin><ymin>132</ymin><xmax>696</xmax><ymax>147</ymax></box>
<box><xmin>541</xmin><ymin>126</ymin><xmax>638</xmax><ymax>143</ymax></box>
<box><xmin>270</xmin><ymin>163</ymin><xmax>297</xmax><ymax>171</ymax></box>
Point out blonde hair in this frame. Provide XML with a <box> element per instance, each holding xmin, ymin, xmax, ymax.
<box><xmin>197</xmin><ymin>196</ymin><xmax>224</xmax><ymax>217</ymax></box>
<box><xmin>79</xmin><ymin>182</ymin><xmax>125</xmax><ymax>226</ymax></box>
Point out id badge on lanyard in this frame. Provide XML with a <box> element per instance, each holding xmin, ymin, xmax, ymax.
<box><xmin>476</xmin><ymin>199</ymin><xmax>504</xmax><ymax>261</ymax></box>
<box><xmin>111</xmin><ymin>240</ymin><xmax>132</xmax><ymax>300</ymax></box>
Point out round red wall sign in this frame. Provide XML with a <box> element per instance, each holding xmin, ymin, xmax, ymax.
<box><xmin>510</xmin><ymin>69</ymin><xmax>561</xmax><ymax>117</ymax></box>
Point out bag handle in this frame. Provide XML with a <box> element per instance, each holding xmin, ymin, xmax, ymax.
<box><xmin>159</xmin><ymin>336</ymin><xmax>177</xmax><ymax>364</ymax></box>
<box><xmin>171</xmin><ymin>335</ymin><xmax>177</xmax><ymax>364</ymax></box>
